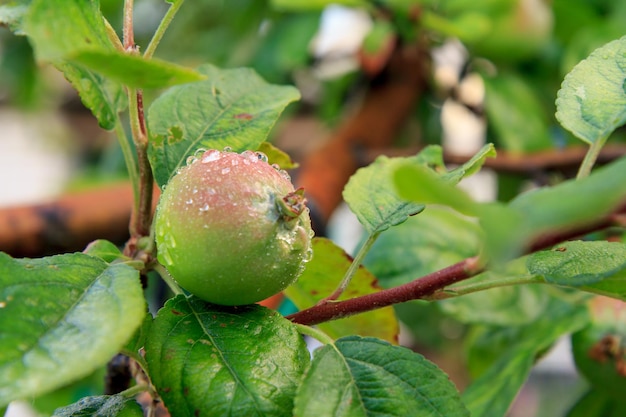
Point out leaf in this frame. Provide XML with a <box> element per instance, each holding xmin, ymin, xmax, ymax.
<box><xmin>284</xmin><ymin>238</ymin><xmax>399</xmax><ymax>343</ymax></box>
<box><xmin>394</xmin><ymin>164</ymin><xmax>478</xmax><ymax>215</ymax></box>
<box><xmin>580</xmin><ymin>270</ymin><xmax>626</xmax><ymax>301</ymax></box>
<box><xmin>362</xmin><ymin>207</ymin><xmax>481</xmax><ymax>288</ymax></box>
<box><xmin>294</xmin><ymin>336</ymin><xmax>470</xmax><ymax>417</ymax></box>
<box><xmin>53</xmin><ymin>395</ymin><xmax>143</xmax><ymax>417</ymax></box>
<box><xmin>256</xmin><ymin>141</ymin><xmax>299</xmax><ymax>169</ymax></box>
<box><xmin>443</xmin><ymin>143</ymin><xmax>496</xmax><ymax>182</ymax></box>
<box><xmin>556</xmin><ymin>35</ymin><xmax>626</xmax><ymax>144</ymax></box>
<box><xmin>55</xmin><ymin>60</ymin><xmax>127</xmax><ymax>130</ymax></box>
<box><xmin>343</xmin><ymin>155</ymin><xmax>428</xmax><ymax>235</ymax></box>
<box><xmin>69</xmin><ymin>50</ymin><xmax>206</xmax><ymax>89</ymax></box>
<box><xmin>147</xmin><ymin>64</ymin><xmax>300</xmax><ymax>187</ymax></box>
<box><xmin>480</xmin><ymin>155</ymin><xmax>626</xmax><ymax>263</ymax></box>
<box><xmin>566</xmin><ymin>389</ymin><xmax>626</xmax><ymax>417</ymax></box>
<box><xmin>484</xmin><ymin>72</ymin><xmax>553</xmax><ymax>152</ymax></box>
<box><xmin>144</xmin><ymin>295</ymin><xmax>310</xmax><ymax>417</ymax></box>
<box><xmin>24</xmin><ymin>0</ymin><xmax>112</xmax><ymax>61</ymax></box>
<box><xmin>527</xmin><ymin>241</ymin><xmax>626</xmax><ymax>286</ymax></box>
<box><xmin>393</xmin><ymin>144</ymin><xmax>496</xmax><ymax>215</ymax></box>
<box><xmin>24</xmin><ymin>0</ymin><xmax>127</xmax><ymax>129</ymax></box>
<box><xmin>83</xmin><ymin>239</ymin><xmax>125</xmax><ymax>263</ymax></box>
<box><xmin>270</xmin><ymin>0</ymin><xmax>367</xmax><ymax>11</ymax></box>
<box><xmin>0</xmin><ymin>252</ymin><xmax>145</xmax><ymax>407</ymax></box>
<box><xmin>462</xmin><ymin>297</ymin><xmax>589</xmax><ymax>417</ymax></box>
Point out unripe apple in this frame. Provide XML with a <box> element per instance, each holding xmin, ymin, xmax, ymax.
<box><xmin>155</xmin><ymin>149</ymin><xmax>313</xmax><ymax>306</ymax></box>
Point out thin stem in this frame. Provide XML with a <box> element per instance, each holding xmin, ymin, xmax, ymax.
<box><xmin>126</xmin><ymin>88</ymin><xmax>153</xmax><ymax>243</ymax></box>
<box><xmin>577</xmin><ymin>137</ymin><xmax>608</xmax><ymax>179</ymax></box>
<box><xmin>114</xmin><ymin>119</ymin><xmax>140</xmax><ymax>213</ymax></box>
<box><xmin>294</xmin><ymin>323</ymin><xmax>335</xmax><ymax>346</ymax></box>
<box><xmin>428</xmin><ymin>274</ymin><xmax>546</xmax><ymax>300</ymax></box>
<box><xmin>123</xmin><ymin>0</ymin><xmax>135</xmax><ymax>50</ymax></box>
<box><xmin>322</xmin><ymin>232</ymin><xmax>380</xmax><ymax>302</ymax></box>
<box><xmin>153</xmin><ymin>263</ymin><xmax>184</xmax><ymax>295</ymax></box>
<box><xmin>144</xmin><ymin>0</ymin><xmax>185</xmax><ymax>59</ymax></box>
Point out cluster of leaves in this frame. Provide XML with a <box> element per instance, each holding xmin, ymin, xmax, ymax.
<box><xmin>2</xmin><ymin>1</ymin><xmax>626</xmax><ymax>416</ymax></box>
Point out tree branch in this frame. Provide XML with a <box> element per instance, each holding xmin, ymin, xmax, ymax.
<box><xmin>287</xmin><ymin>203</ymin><xmax>626</xmax><ymax>326</ymax></box>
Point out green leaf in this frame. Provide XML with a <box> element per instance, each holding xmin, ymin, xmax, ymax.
<box><xmin>284</xmin><ymin>238</ymin><xmax>399</xmax><ymax>343</ymax></box>
<box><xmin>53</xmin><ymin>395</ymin><xmax>143</xmax><ymax>417</ymax></box>
<box><xmin>556</xmin><ymin>35</ymin><xmax>626</xmax><ymax>144</ymax></box>
<box><xmin>363</xmin><ymin>207</ymin><xmax>481</xmax><ymax>288</ymax></box>
<box><xmin>484</xmin><ymin>72</ymin><xmax>553</xmax><ymax>152</ymax></box>
<box><xmin>24</xmin><ymin>0</ymin><xmax>127</xmax><ymax>129</ymax></box>
<box><xmin>83</xmin><ymin>239</ymin><xmax>125</xmax><ymax>263</ymax></box>
<box><xmin>580</xmin><ymin>270</ymin><xmax>626</xmax><ymax>301</ymax></box>
<box><xmin>69</xmin><ymin>50</ymin><xmax>206</xmax><ymax>89</ymax></box>
<box><xmin>24</xmin><ymin>0</ymin><xmax>112</xmax><ymax>62</ymax></box>
<box><xmin>343</xmin><ymin>154</ymin><xmax>430</xmax><ymax>235</ymax></box>
<box><xmin>462</xmin><ymin>297</ymin><xmax>589</xmax><ymax>417</ymax></box>
<box><xmin>443</xmin><ymin>143</ymin><xmax>496</xmax><ymax>183</ymax></box>
<box><xmin>256</xmin><ymin>141</ymin><xmax>299</xmax><ymax>170</ymax></box>
<box><xmin>147</xmin><ymin>64</ymin><xmax>300</xmax><ymax>187</ymax></box>
<box><xmin>566</xmin><ymin>389</ymin><xmax>625</xmax><ymax>417</ymax></box>
<box><xmin>481</xmin><ymin>156</ymin><xmax>626</xmax><ymax>263</ymax></box>
<box><xmin>394</xmin><ymin>164</ymin><xmax>478</xmax><ymax>215</ymax></box>
<box><xmin>145</xmin><ymin>295</ymin><xmax>310</xmax><ymax>417</ymax></box>
<box><xmin>441</xmin><ymin>281</ymin><xmax>549</xmax><ymax>327</ymax></box>
<box><xmin>0</xmin><ymin>252</ymin><xmax>145</xmax><ymax>407</ymax></box>
<box><xmin>270</xmin><ymin>0</ymin><xmax>367</xmax><ymax>11</ymax></box>
<box><xmin>294</xmin><ymin>336</ymin><xmax>469</xmax><ymax>417</ymax></box>
<box><xmin>527</xmin><ymin>241</ymin><xmax>626</xmax><ymax>286</ymax></box>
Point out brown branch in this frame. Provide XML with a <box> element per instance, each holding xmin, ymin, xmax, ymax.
<box><xmin>0</xmin><ymin>184</ymin><xmax>133</xmax><ymax>257</ymax></box>
<box><xmin>288</xmin><ymin>203</ymin><xmax>626</xmax><ymax>326</ymax></box>
<box><xmin>287</xmin><ymin>257</ymin><xmax>482</xmax><ymax>326</ymax></box>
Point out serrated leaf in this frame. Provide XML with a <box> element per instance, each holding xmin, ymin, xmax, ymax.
<box><xmin>53</xmin><ymin>395</ymin><xmax>143</xmax><ymax>417</ymax></box>
<box><xmin>69</xmin><ymin>50</ymin><xmax>206</xmax><ymax>89</ymax></box>
<box><xmin>481</xmin><ymin>156</ymin><xmax>626</xmax><ymax>263</ymax></box>
<box><xmin>144</xmin><ymin>295</ymin><xmax>310</xmax><ymax>417</ymax></box>
<box><xmin>147</xmin><ymin>64</ymin><xmax>300</xmax><ymax>187</ymax></box>
<box><xmin>0</xmin><ymin>252</ymin><xmax>145</xmax><ymax>407</ymax></box>
<box><xmin>462</xmin><ymin>297</ymin><xmax>589</xmax><ymax>417</ymax></box>
<box><xmin>284</xmin><ymin>238</ymin><xmax>399</xmax><ymax>343</ymax></box>
<box><xmin>556</xmin><ymin>35</ymin><xmax>626</xmax><ymax>144</ymax></box>
<box><xmin>363</xmin><ymin>207</ymin><xmax>481</xmax><ymax>288</ymax></box>
<box><xmin>343</xmin><ymin>155</ymin><xmax>427</xmax><ymax>235</ymax></box>
<box><xmin>294</xmin><ymin>336</ymin><xmax>469</xmax><ymax>417</ymax></box>
<box><xmin>527</xmin><ymin>241</ymin><xmax>626</xmax><ymax>286</ymax></box>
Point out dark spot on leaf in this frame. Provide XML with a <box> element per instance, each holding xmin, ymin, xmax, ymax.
<box><xmin>555</xmin><ymin>247</ymin><xmax>567</xmax><ymax>252</ymax></box>
<box><xmin>163</xmin><ymin>387</ymin><xmax>171</xmax><ymax>393</ymax></box>
<box><xmin>310</xmin><ymin>290</ymin><xmax>318</xmax><ymax>295</ymax></box>
<box><xmin>184</xmin><ymin>386</ymin><xmax>189</xmax><ymax>396</ymax></box>
<box><xmin>171</xmin><ymin>309</ymin><xmax>184</xmax><ymax>316</ymax></box>
<box><xmin>85</xmin><ymin>37</ymin><xmax>91</xmax><ymax>44</ymax></box>
<box><xmin>195</xmin><ymin>410</ymin><xmax>200</xmax><ymax>417</ymax></box>
<box><xmin>234</xmin><ymin>113</ymin><xmax>253</xmax><ymax>120</ymax></box>
<box><xmin>220</xmin><ymin>323</ymin><xmax>227</xmax><ymax>327</ymax></box>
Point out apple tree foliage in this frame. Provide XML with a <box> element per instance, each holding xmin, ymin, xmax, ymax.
<box><xmin>2</xmin><ymin>0</ymin><xmax>626</xmax><ymax>416</ymax></box>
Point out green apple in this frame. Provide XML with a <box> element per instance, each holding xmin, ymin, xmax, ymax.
<box><xmin>155</xmin><ymin>149</ymin><xmax>313</xmax><ymax>306</ymax></box>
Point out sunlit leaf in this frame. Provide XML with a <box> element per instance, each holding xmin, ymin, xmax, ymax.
<box><xmin>285</xmin><ymin>238</ymin><xmax>399</xmax><ymax>343</ymax></box>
